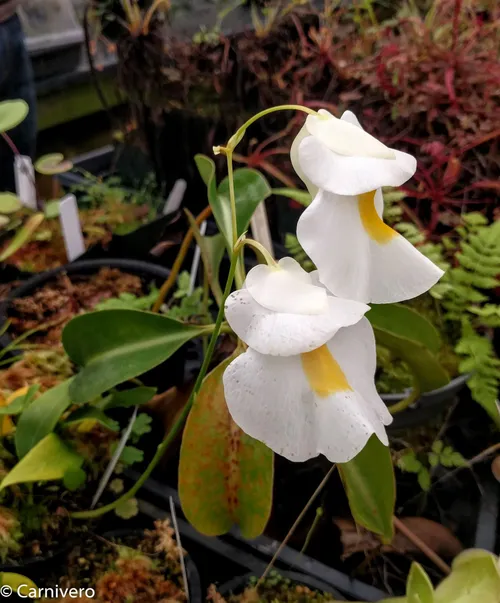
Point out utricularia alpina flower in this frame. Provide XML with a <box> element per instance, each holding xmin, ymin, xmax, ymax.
<box><xmin>222</xmin><ymin>258</ymin><xmax>392</xmax><ymax>463</ymax></box>
<box><xmin>291</xmin><ymin>109</ymin><xmax>444</xmax><ymax>303</ymax></box>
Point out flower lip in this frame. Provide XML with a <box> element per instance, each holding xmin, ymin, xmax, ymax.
<box><xmin>245</xmin><ymin>257</ymin><xmax>329</xmax><ymax>315</ymax></box>
<box><xmin>305</xmin><ymin>109</ymin><xmax>396</xmax><ymax>160</ymax></box>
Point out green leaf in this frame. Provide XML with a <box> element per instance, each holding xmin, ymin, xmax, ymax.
<box><xmin>15</xmin><ymin>379</ymin><xmax>74</xmax><ymax>459</ymax></box>
<box><xmin>218</xmin><ymin>168</ymin><xmax>271</xmax><ymax>241</ymax></box>
<box><xmin>0</xmin><ymin>573</ymin><xmax>38</xmax><ymax>591</ymax></box>
<box><xmin>428</xmin><ymin>452</ymin><xmax>439</xmax><ymax>468</ymax></box>
<box><xmin>339</xmin><ymin>435</ymin><xmax>395</xmax><ymax>542</ymax></box>
<box><xmin>179</xmin><ymin>353</ymin><xmax>274</xmax><ymax>539</ymax></box>
<box><xmin>130</xmin><ymin>413</ymin><xmax>152</xmax><ymax>439</ymax></box>
<box><xmin>0</xmin><ymin>213</ymin><xmax>45</xmax><ymax>262</ymax></box>
<box><xmin>35</xmin><ymin>153</ymin><xmax>73</xmax><ymax>175</ymax></box>
<box><xmin>62</xmin><ymin>310</ymin><xmax>206</xmax><ymax>403</ymax></box>
<box><xmin>407</xmin><ymin>562</ymin><xmax>434</xmax><ymax>603</ymax></box>
<box><xmin>272</xmin><ymin>187</ymin><xmax>312</xmax><ymax>207</ymax></box>
<box><xmin>204</xmin><ymin>233</ymin><xmax>226</xmax><ymax>296</ymax></box>
<box><xmin>0</xmin><ymin>99</ymin><xmax>29</xmax><ymax>133</ymax></box>
<box><xmin>368</xmin><ymin>305</ymin><xmax>450</xmax><ymax>393</ymax></box>
<box><xmin>100</xmin><ymin>386</ymin><xmax>157</xmax><ymax>410</ymax></box>
<box><xmin>115</xmin><ymin>497</ymin><xmax>139</xmax><ymax>519</ymax></box>
<box><xmin>114</xmin><ymin>445</ymin><xmax>143</xmax><ymax>466</ymax></box>
<box><xmin>0</xmin><ymin>434</ymin><xmax>83</xmax><ymax>490</ymax></box>
<box><xmin>435</xmin><ymin>549</ymin><xmax>500</xmax><ymax>603</ymax></box>
<box><xmin>417</xmin><ymin>468</ymin><xmax>431</xmax><ymax>491</ymax></box>
<box><xmin>369</xmin><ymin>304</ymin><xmax>442</xmax><ymax>353</ymax></box>
<box><xmin>43</xmin><ymin>199</ymin><xmax>60</xmax><ymax>218</ymax></box>
<box><xmin>64</xmin><ymin>407</ymin><xmax>120</xmax><ymax>432</ymax></box>
<box><xmin>63</xmin><ymin>467</ymin><xmax>87</xmax><ymax>491</ymax></box>
<box><xmin>397</xmin><ymin>451</ymin><xmax>422</xmax><ymax>474</ymax></box>
<box><xmin>432</xmin><ymin>440</ymin><xmax>444</xmax><ymax>454</ymax></box>
<box><xmin>194</xmin><ymin>155</ymin><xmax>271</xmax><ymax>247</ymax></box>
<box><xmin>0</xmin><ymin>192</ymin><xmax>21</xmax><ymax>214</ymax></box>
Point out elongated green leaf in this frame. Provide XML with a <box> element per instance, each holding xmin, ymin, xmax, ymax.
<box><xmin>435</xmin><ymin>550</ymin><xmax>500</xmax><ymax>603</ymax></box>
<box><xmin>179</xmin><ymin>353</ymin><xmax>274</xmax><ymax>538</ymax></box>
<box><xmin>0</xmin><ymin>99</ymin><xmax>29</xmax><ymax>133</ymax></box>
<box><xmin>368</xmin><ymin>304</ymin><xmax>441</xmax><ymax>353</ymax></box>
<box><xmin>204</xmin><ymin>233</ymin><xmax>226</xmax><ymax>300</ymax></box>
<box><xmin>194</xmin><ymin>154</ymin><xmax>271</xmax><ymax>247</ymax></box>
<box><xmin>63</xmin><ymin>310</ymin><xmax>206</xmax><ymax>403</ymax></box>
<box><xmin>272</xmin><ymin>187</ymin><xmax>312</xmax><ymax>207</ymax></box>
<box><xmin>339</xmin><ymin>435</ymin><xmax>395</xmax><ymax>542</ymax></box>
<box><xmin>368</xmin><ymin>305</ymin><xmax>449</xmax><ymax>393</ymax></box>
<box><xmin>407</xmin><ymin>563</ymin><xmax>434</xmax><ymax>603</ymax></box>
<box><xmin>64</xmin><ymin>407</ymin><xmax>119</xmax><ymax>432</ymax></box>
<box><xmin>100</xmin><ymin>386</ymin><xmax>157</xmax><ymax>410</ymax></box>
<box><xmin>218</xmin><ymin>168</ymin><xmax>271</xmax><ymax>240</ymax></box>
<box><xmin>35</xmin><ymin>153</ymin><xmax>72</xmax><ymax>175</ymax></box>
<box><xmin>0</xmin><ymin>213</ymin><xmax>45</xmax><ymax>262</ymax></box>
<box><xmin>15</xmin><ymin>379</ymin><xmax>73</xmax><ymax>459</ymax></box>
<box><xmin>1</xmin><ymin>433</ymin><xmax>83</xmax><ymax>490</ymax></box>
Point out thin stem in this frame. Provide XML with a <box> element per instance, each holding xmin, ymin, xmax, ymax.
<box><xmin>226</xmin><ymin>152</ymin><xmax>238</xmax><ymax>249</ymax></box>
<box><xmin>257</xmin><ymin>464</ymin><xmax>337</xmax><ymax>588</ymax></box>
<box><xmin>71</xmin><ymin>253</ymin><xmax>241</xmax><ymax>520</ymax></box>
<box><xmin>1</xmin><ymin>132</ymin><xmax>20</xmax><ymax>155</ymax></box>
<box><xmin>152</xmin><ymin>205</ymin><xmax>212</xmax><ymax>312</ymax></box>
<box><xmin>300</xmin><ymin>506</ymin><xmax>323</xmax><ymax>555</ymax></box>
<box><xmin>229</xmin><ymin>104</ymin><xmax>318</xmax><ymax>153</ymax></box>
<box><xmin>244</xmin><ymin>238</ymin><xmax>277</xmax><ymax>266</ymax></box>
<box><xmin>388</xmin><ymin>379</ymin><xmax>420</xmax><ymax>415</ymax></box>
<box><xmin>393</xmin><ymin>516</ymin><xmax>451</xmax><ymax>574</ymax></box>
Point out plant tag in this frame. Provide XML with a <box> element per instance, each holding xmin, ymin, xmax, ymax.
<box><xmin>164</xmin><ymin>179</ymin><xmax>187</xmax><ymax>215</ymax></box>
<box><xmin>251</xmin><ymin>202</ymin><xmax>274</xmax><ymax>256</ymax></box>
<box><xmin>189</xmin><ymin>220</ymin><xmax>207</xmax><ymax>295</ymax></box>
<box><xmin>91</xmin><ymin>406</ymin><xmax>138</xmax><ymax>509</ymax></box>
<box><xmin>59</xmin><ymin>194</ymin><xmax>85</xmax><ymax>261</ymax></box>
<box><xmin>14</xmin><ymin>155</ymin><xmax>36</xmax><ymax>209</ymax></box>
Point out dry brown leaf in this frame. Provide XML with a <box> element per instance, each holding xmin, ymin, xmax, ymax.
<box><xmin>334</xmin><ymin>517</ymin><xmax>463</xmax><ymax>559</ymax></box>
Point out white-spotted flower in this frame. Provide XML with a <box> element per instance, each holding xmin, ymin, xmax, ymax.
<box><xmin>222</xmin><ymin>257</ymin><xmax>392</xmax><ymax>463</ymax></box>
<box><xmin>291</xmin><ymin>109</ymin><xmax>443</xmax><ymax>303</ymax></box>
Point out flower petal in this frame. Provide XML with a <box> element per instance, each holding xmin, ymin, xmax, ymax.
<box><xmin>245</xmin><ymin>257</ymin><xmax>328</xmax><ymax>315</ymax></box>
<box><xmin>224</xmin><ymin>288</ymin><xmax>369</xmax><ymax>356</ymax></box>
<box><xmin>298</xmin><ymin>135</ymin><xmax>417</xmax><ymax>195</ymax></box>
<box><xmin>305</xmin><ymin>109</ymin><xmax>396</xmax><ymax>159</ymax></box>
<box><xmin>340</xmin><ymin>110</ymin><xmax>362</xmax><ymax>128</ymax></box>
<box><xmin>223</xmin><ymin>326</ymin><xmax>390</xmax><ymax>463</ymax></box>
<box><xmin>290</xmin><ymin>123</ymin><xmax>318</xmax><ymax>196</ymax></box>
<box><xmin>296</xmin><ymin>190</ymin><xmax>443</xmax><ymax>303</ymax></box>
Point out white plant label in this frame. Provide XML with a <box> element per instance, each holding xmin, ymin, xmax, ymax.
<box><xmin>14</xmin><ymin>155</ymin><xmax>37</xmax><ymax>210</ymax></box>
<box><xmin>59</xmin><ymin>194</ymin><xmax>85</xmax><ymax>261</ymax></box>
<box><xmin>251</xmin><ymin>202</ymin><xmax>274</xmax><ymax>256</ymax></box>
<box><xmin>189</xmin><ymin>220</ymin><xmax>207</xmax><ymax>295</ymax></box>
<box><xmin>164</xmin><ymin>178</ymin><xmax>187</xmax><ymax>215</ymax></box>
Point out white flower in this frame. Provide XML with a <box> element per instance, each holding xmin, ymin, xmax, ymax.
<box><xmin>290</xmin><ymin>109</ymin><xmax>417</xmax><ymax>196</ymax></box>
<box><xmin>292</xmin><ymin>110</ymin><xmax>444</xmax><ymax>303</ymax></box>
<box><xmin>222</xmin><ymin>258</ymin><xmax>392</xmax><ymax>463</ymax></box>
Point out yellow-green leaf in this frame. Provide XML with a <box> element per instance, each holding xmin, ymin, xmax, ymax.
<box><xmin>0</xmin><ymin>213</ymin><xmax>44</xmax><ymax>262</ymax></box>
<box><xmin>0</xmin><ymin>433</ymin><xmax>83</xmax><ymax>490</ymax></box>
<box><xmin>407</xmin><ymin>563</ymin><xmax>434</xmax><ymax>603</ymax></box>
<box><xmin>35</xmin><ymin>153</ymin><xmax>73</xmax><ymax>175</ymax></box>
<box><xmin>179</xmin><ymin>353</ymin><xmax>273</xmax><ymax>538</ymax></box>
<box><xmin>339</xmin><ymin>435</ymin><xmax>395</xmax><ymax>542</ymax></box>
<box><xmin>0</xmin><ymin>192</ymin><xmax>21</xmax><ymax>214</ymax></box>
<box><xmin>0</xmin><ymin>99</ymin><xmax>29</xmax><ymax>133</ymax></box>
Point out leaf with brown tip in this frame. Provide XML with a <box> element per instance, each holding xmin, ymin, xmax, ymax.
<box><xmin>179</xmin><ymin>352</ymin><xmax>273</xmax><ymax>538</ymax></box>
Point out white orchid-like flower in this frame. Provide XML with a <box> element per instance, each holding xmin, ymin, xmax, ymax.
<box><xmin>222</xmin><ymin>257</ymin><xmax>393</xmax><ymax>463</ymax></box>
<box><xmin>291</xmin><ymin>109</ymin><xmax>444</xmax><ymax>303</ymax></box>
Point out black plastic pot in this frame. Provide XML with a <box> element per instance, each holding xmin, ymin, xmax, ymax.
<box><xmin>219</xmin><ymin>570</ymin><xmax>346</xmax><ymax>600</ymax></box>
<box><xmin>0</xmin><ymin>259</ymin><xmax>186</xmax><ymax>392</ymax></box>
<box><xmin>103</xmin><ymin>528</ymin><xmax>203</xmax><ymax>602</ymax></box>
<box><xmin>0</xmin><ymin>543</ymin><xmax>71</xmax><ymax>583</ymax></box>
<box><xmin>382</xmin><ymin>374</ymin><xmax>470</xmax><ymax>431</ymax></box>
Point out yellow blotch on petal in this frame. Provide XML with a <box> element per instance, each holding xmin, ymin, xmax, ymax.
<box><xmin>358</xmin><ymin>191</ymin><xmax>397</xmax><ymax>245</ymax></box>
<box><xmin>301</xmin><ymin>345</ymin><xmax>352</xmax><ymax>397</ymax></box>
